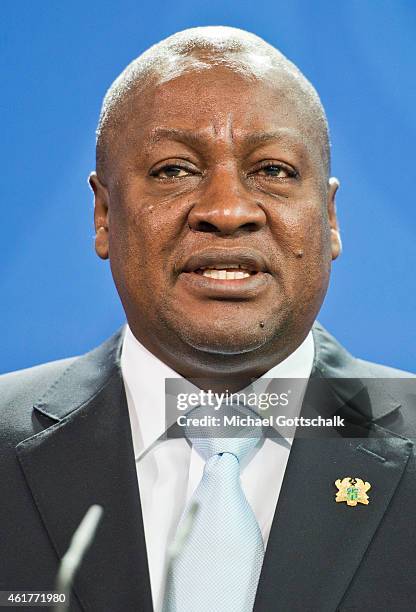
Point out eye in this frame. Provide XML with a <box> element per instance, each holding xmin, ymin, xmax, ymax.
<box><xmin>251</xmin><ymin>162</ymin><xmax>298</xmax><ymax>180</ymax></box>
<box><xmin>260</xmin><ymin>165</ymin><xmax>289</xmax><ymax>178</ymax></box>
<box><xmin>150</xmin><ymin>164</ymin><xmax>196</xmax><ymax>180</ymax></box>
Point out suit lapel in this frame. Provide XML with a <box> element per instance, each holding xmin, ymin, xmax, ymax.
<box><xmin>16</xmin><ymin>331</ymin><xmax>154</xmax><ymax>612</ymax></box>
<box><xmin>254</xmin><ymin>324</ymin><xmax>413</xmax><ymax>611</ymax></box>
<box><xmin>254</xmin><ymin>430</ymin><xmax>412</xmax><ymax>612</ymax></box>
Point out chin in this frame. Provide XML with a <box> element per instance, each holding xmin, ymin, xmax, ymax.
<box><xmin>175</xmin><ymin>322</ymin><xmax>271</xmax><ymax>356</ymax></box>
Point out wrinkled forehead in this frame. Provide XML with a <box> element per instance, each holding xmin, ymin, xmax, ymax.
<box><xmin>120</xmin><ymin>65</ymin><xmax>320</xmax><ymax>146</ymax></box>
<box><xmin>155</xmin><ymin>60</ymin><xmax>307</xmax><ymax>112</ymax></box>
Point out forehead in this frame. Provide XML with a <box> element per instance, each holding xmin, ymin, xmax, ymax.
<box><xmin>135</xmin><ymin>66</ymin><xmax>311</xmax><ymax>136</ymax></box>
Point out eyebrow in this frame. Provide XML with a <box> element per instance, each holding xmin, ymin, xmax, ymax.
<box><xmin>243</xmin><ymin>130</ymin><xmax>300</xmax><ymax>146</ymax></box>
<box><xmin>146</xmin><ymin>127</ymin><xmax>207</xmax><ymax>147</ymax></box>
<box><xmin>146</xmin><ymin>126</ymin><xmax>302</xmax><ymax>148</ymax></box>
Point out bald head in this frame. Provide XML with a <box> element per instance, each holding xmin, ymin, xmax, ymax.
<box><xmin>96</xmin><ymin>26</ymin><xmax>330</xmax><ymax>178</ymax></box>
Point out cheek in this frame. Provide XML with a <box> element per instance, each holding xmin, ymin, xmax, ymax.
<box><xmin>108</xmin><ymin>195</ymin><xmax>183</xmax><ymax>302</ymax></box>
<box><xmin>267</xmin><ymin>201</ymin><xmax>332</xmax><ymax>305</ymax></box>
<box><xmin>268</xmin><ymin>199</ymin><xmax>330</xmax><ymax>257</ymax></box>
<box><xmin>114</xmin><ymin>179</ymin><xmax>189</xmax><ymax>243</ymax></box>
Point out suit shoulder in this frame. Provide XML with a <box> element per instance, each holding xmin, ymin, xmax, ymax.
<box><xmin>0</xmin><ymin>329</ymin><xmax>124</xmax><ymax>445</ymax></box>
<box><xmin>313</xmin><ymin>322</ymin><xmax>415</xmax><ymax>430</ymax></box>
<box><xmin>313</xmin><ymin>321</ymin><xmax>415</xmax><ymax>378</ymax></box>
<box><xmin>0</xmin><ymin>356</ymin><xmax>78</xmax><ymax>415</ymax></box>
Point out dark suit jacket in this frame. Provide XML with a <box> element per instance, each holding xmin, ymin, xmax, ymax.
<box><xmin>0</xmin><ymin>323</ymin><xmax>415</xmax><ymax>612</ymax></box>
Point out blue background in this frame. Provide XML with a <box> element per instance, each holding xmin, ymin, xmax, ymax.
<box><xmin>1</xmin><ymin>1</ymin><xmax>415</xmax><ymax>374</ymax></box>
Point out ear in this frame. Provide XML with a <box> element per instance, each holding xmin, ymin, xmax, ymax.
<box><xmin>327</xmin><ymin>177</ymin><xmax>342</xmax><ymax>260</ymax></box>
<box><xmin>89</xmin><ymin>172</ymin><xmax>109</xmax><ymax>260</ymax></box>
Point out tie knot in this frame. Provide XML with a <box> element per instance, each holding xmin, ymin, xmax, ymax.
<box><xmin>183</xmin><ymin>401</ymin><xmax>262</xmax><ymax>462</ymax></box>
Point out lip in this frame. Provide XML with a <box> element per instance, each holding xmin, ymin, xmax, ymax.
<box><xmin>178</xmin><ymin>248</ymin><xmax>273</xmax><ymax>299</ymax></box>
<box><xmin>181</xmin><ymin>248</ymin><xmax>270</xmax><ymax>274</ymax></box>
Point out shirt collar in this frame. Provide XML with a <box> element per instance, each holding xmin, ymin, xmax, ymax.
<box><xmin>121</xmin><ymin>325</ymin><xmax>315</xmax><ymax>460</ymax></box>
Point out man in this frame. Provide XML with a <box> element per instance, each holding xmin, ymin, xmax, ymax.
<box><xmin>0</xmin><ymin>26</ymin><xmax>415</xmax><ymax>612</ymax></box>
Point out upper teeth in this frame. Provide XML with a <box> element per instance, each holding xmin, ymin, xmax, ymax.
<box><xmin>202</xmin><ymin>269</ymin><xmax>251</xmax><ymax>279</ymax></box>
<box><xmin>200</xmin><ymin>264</ymin><xmax>243</xmax><ymax>269</ymax></box>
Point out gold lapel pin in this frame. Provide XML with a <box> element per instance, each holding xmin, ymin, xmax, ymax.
<box><xmin>335</xmin><ymin>477</ymin><xmax>371</xmax><ymax>506</ymax></box>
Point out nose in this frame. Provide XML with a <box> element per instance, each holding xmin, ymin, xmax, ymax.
<box><xmin>187</xmin><ymin>168</ymin><xmax>267</xmax><ymax>235</ymax></box>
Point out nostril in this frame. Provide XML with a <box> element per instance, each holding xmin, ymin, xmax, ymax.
<box><xmin>194</xmin><ymin>221</ymin><xmax>219</xmax><ymax>233</ymax></box>
<box><xmin>191</xmin><ymin>221</ymin><xmax>262</xmax><ymax>233</ymax></box>
<box><xmin>241</xmin><ymin>222</ymin><xmax>260</xmax><ymax>232</ymax></box>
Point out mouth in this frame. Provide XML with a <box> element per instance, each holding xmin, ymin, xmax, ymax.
<box><xmin>178</xmin><ymin>249</ymin><xmax>272</xmax><ymax>298</ymax></box>
<box><xmin>195</xmin><ymin>264</ymin><xmax>256</xmax><ymax>280</ymax></box>
<box><xmin>182</xmin><ymin>249</ymin><xmax>268</xmax><ymax>276</ymax></box>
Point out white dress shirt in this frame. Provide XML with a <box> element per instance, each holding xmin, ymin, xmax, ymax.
<box><xmin>121</xmin><ymin>325</ymin><xmax>314</xmax><ymax>612</ymax></box>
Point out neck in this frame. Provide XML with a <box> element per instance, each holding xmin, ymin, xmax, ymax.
<box><xmin>127</xmin><ymin>322</ymin><xmax>311</xmax><ymax>393</ymax></box>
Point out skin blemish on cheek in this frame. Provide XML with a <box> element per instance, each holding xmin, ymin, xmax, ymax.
<box><xmin>147</xmin><ymin>205</ymin><xmax>154</xmax><ymax>212</ymax></box>
<box><xmin>295</xmin><ymin>249</ymin><xmax>304</xmax><ymax>259</ymax></box>
<box><xmin>259</xmin><ymin>321</ymin><xmax>265</xmax><ymax>328</ymax></box>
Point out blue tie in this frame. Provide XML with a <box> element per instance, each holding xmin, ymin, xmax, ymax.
<box><xmin>163</xmin><ymin>404</ymin><xmax>264</xmax><ymax>612</ymax></box>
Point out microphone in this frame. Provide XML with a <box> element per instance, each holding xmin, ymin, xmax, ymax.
<box><xmin>53</xmin><ymin>504</ymin><xmax>103</xmax><ymax>612</ymax></box>
<box><xmin>53</xmin><ymin>501</ymin><xmax>196</xmax><ymax>611</ymax></box>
